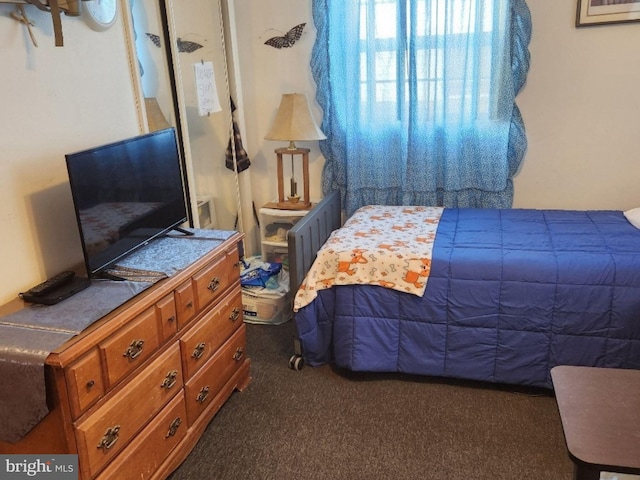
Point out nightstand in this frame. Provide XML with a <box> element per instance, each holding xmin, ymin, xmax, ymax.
<box><xmin>259</xmin><ymin>204</ymin><xmax>314</xmax><ymax>271</ymax></box>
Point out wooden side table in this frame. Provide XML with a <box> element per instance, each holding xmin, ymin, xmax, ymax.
<box><xmin>551</xmin><ymin>366</ymin><xmax>640</xmax><ymax>480</ymax></box>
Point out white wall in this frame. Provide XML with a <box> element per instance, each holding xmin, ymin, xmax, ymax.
<box><xmin>515</xmin><ymin>1</ymin><xmax>640</xmax><ymax>210</ymax></box>
<box><xmin>232</xmin><ymin>0</ymin><xmax>640</xmax><ymax>211</ymax></box>
<box><xmin>0</xmin><ymin>3</ymin><xmax>141</xmax><ymax>304</ymax></box>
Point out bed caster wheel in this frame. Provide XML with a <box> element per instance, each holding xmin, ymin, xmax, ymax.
<box><xmin>288</xmin><ymin>354</ymin><xmax>304</xmax><ymax>371</ymax></box>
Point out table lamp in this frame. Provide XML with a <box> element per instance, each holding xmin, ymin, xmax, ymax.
<box><xmin>264</xmin><ymin>93</ymin><xmax>326</xmax><ymax>210</ymax></box>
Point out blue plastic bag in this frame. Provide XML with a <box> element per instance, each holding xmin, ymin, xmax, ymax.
<box><xmin>240</xmin><ymin>260</ymin><xmax>282</xmax><ymax>288</ymax></box>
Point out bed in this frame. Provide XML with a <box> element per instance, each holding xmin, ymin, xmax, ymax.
<box><xmin>287</xmin><ymin>191</ymin><xmax>640</xmax><ymax>388</ymax></box>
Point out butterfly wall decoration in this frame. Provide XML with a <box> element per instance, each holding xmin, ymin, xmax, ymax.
<box><xmin>145</xmin><ymin>33</ymin><xmax>204</xmax><ymax>53</ymax></box>
<box><xmin>264</xmin><ymin>23</ymin><xmax>306</xmax><ymax>49</ymax></box>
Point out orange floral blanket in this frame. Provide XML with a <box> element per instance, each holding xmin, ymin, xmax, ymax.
<box><xmin>294</xmin><ymin>205</ymin><xmax>443</xmax><ymax>311</ymax></box>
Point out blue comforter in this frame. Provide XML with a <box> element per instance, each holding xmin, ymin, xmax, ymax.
<box><xmin>294</xmin><ymin>208</ymin><xmax>640</xmax><ymax>388</ymax></box>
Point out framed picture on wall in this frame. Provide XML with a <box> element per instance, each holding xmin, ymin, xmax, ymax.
<box><xmin>577</xmin><ymin>0</ymin><xmax>640</xmax><ymax>26</ymax></box>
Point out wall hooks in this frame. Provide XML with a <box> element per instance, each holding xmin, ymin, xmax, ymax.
<box><xmin>4</xmin><ymin>0</ymin><xmax>68</xmax><ymax>46</ymax></box>
<box><xmin>11</xmin><ymin>5</ymin><xmax>38</xmax><ymax>47</ymax></box>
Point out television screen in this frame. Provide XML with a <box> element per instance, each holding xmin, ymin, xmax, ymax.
<box><xmin>65</xmin><ymin>128</ymin><xmax>190</xmax><ymax>277</ymax></box>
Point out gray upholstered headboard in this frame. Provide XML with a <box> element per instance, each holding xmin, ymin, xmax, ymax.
<box><xmin>287</xmin><ymin>190</ymin><xmax>342</xmax><ymax>292</ymax></box>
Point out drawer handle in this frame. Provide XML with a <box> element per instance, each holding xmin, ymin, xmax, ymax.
<box><xmin>86</xmin><ymin>380</ymin><xmax>95</xmax><ymax>389</ymax></box>
<box><xmin>196</xmin><ymin>385</ymin><xmax>210</xmax><ymax>403</ymax></box>
<box><xmin>233</xmin><ymin>347</ymin><xmax>244</xmax><ymax>362</ymax></box>
<box><xmin>167</xmin><ymin>315</ymin><xmax>176</xmax><ymax>324</ymax></box>
<box><xmin>229</xmin><ymin>307</ymin><xmax>240</xmax><ymax>322</ymax></box>
<box><xmin>208</xmin><ymin>277</ymin><xmax>221</xmax><ymax>292</ymax></box>
<box><xmin>97</xmin><ymin>425</ymin><xmax>120</xmax><ymax>451</ymax></box>
<box><xmin>186</xmin><ymin>300</ymin><xmax>194</xmax><ymax>309</ymax></box>
<box><xmin>123</xmin><ymin>339</ymin><xmax>145</xmax><ymax>360</ymax></box>
<box><xmin>192</xmin><ymin>342</ymin><xmax>206</xmax><ymax>360</ymax></box>
<box><xmin>161</xmin><ymin>370</ymin><xmax>179</xmax><ymax>390</ymax></box>
<box><xmin>166</xmin><ymin>416</ymin><xmax>182</xmax><ymax>438</ymax></box>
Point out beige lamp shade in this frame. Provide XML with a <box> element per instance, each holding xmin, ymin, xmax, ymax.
<box><xmin>265</xmin><ymin>93</ymin><xmax>326</xmax><ymax>149</ymax></box>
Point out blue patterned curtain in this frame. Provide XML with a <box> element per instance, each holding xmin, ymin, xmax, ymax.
<box><xmin>311</xmin><ymin>0</ymin><xmax>532</xmax><ymax>217</ymax></box>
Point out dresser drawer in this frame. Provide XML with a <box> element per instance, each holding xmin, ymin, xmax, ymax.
<box><xmin>75</xmin><ymin>344</ymin><xmax>183</xmax><ymax>479</ymax></box>
<box><xmin>95</xmin><ymin>393</ymin><xmax>187</xmax><ymax>480</ymax></box>
<box><xmin>184</xmin><ymin>325</ymin><xmax>246</xmax><ymax>426</ymax></box>
<box><xmin>66</xmin><ymin>348</ymin><xmax>105</xmax><ymax>419</ymax></box>
<box><xmin>174</xmin><ymin>279</ymin><xmax>196</xmax><ymax>329</ymax></box>
<box><xmin>193</xmin><ymin>247</ymin><xmax>239</xmax><ymax>311</ymax></box>
<box><xmin>99</xmin><ymin>307</ymin><xmax>161</xmax><ymax>387</ymax></box>
<box><xmin>180</xmin><ymin>287</ymin><xmax>243</xmax><ymax>380</ymax></box>
<box><xmin>156</xmin><ymin>293</ymin><xmax>178</xmax><ymax>343</ymax></box>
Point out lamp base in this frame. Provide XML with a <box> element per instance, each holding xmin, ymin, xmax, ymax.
<box><xmin>274</xmin><ymin>147</ymin><xmax>312</xmax><ymax>211</ymax></box>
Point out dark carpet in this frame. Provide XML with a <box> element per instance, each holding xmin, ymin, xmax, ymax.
<box><xmin>169</xmin><ymin>321</ymin><xmax>574</xmax><ymax>480</ymax></box>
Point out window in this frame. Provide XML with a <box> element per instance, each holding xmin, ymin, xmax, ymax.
<box><xmin>312</xmin><ymin>0</ymin><xmax>531</xmax><ymax>214</ymax></box>
<box><xmin>358</xmin><ymin>0</ymin><xmax>508</xmax><ymax>125</ymax></box>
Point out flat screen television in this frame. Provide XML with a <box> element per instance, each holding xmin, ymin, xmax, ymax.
<box><xmin>65</xmin><ymin>128</ymin><xmax>191</xmax><ymax>278</ymax></box>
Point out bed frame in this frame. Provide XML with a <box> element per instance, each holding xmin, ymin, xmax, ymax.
<box><xmin>287</xmin><ymin>190</ymin><xmax>342</xmax><ymax>368</ymax></box>
<box><xmin>287</xmin><ymin>190</ymin><xmax>342</xmax><ymax>292</ymax></box>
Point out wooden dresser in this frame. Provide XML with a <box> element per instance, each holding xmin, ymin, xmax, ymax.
<box><xmin>0</xmin><ymin>232</ymin><xmax>250</xmax><ymax>480</ymax></box>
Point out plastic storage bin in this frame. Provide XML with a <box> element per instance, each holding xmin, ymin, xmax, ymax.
<box><xmin>242</xmin><ymin>289</ymin><xmax>292</xmax><ymax>325</ymax></box>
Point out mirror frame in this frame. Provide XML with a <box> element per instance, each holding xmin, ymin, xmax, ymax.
<box><xmin>121</xmin><ymin>0</ymin><xmax>196</xmax><ymax>227</ymax></box>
